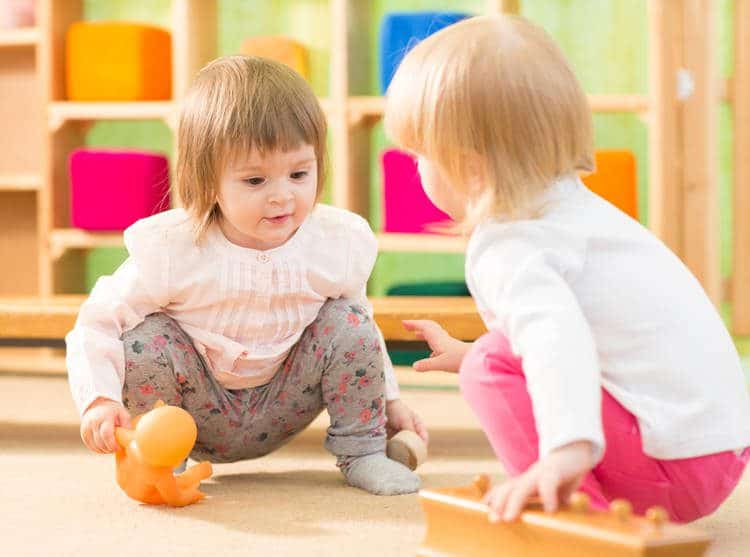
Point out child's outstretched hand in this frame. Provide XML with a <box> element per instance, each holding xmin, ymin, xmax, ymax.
<box><xmin>386</xmin><ymin>399</ymin><xmax>429</xmax><ymax>446</ymax></box>
<box><xmin>402</xmin><ymin>320</ymin><xmax>471</xmax><ymax>373</ymax></box>
<box><xmin>80</xmin><ymin>397</ymin><xmax>132</xmax><ymax>454</ymax></box>
<box><xmin>484</xmin><ymin>441</ymin><xmax>595</xmax><ymax>522</ymax></box>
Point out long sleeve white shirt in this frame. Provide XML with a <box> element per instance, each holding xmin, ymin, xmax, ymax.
<box><xmin>66</xmin><ymin>204</ymin><xmax>400</xmax><ymax>415</ymax></box>
<box><xmin>465</xmin><ymin>175</ymin><xmax>750</xmax><ymax>461</ymax></box>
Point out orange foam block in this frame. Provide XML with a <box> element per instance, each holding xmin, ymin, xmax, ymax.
<box><xmin>239</xmin><ymin>36</ymin><xmax>310</xmax><ymax>80</ymax></box>
<box><xmin>582</xmin><ymin>150</ymin><xmax>638</xmax><ymax>219</ymax></box>
<box><xmin>66</xmin><ymin>22</ymin><xmax>172</xmax><ymax>101</ymax></box>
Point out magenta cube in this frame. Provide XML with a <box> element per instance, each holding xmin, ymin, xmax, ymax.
<box><xmin>381</xmin><ymin>148</ymin><xmax>451</xmax><ymax>233</ymax></box>
<box><xmin>69</xmin><ymin>149</ymin><xmax>170</xmax><ymax>231</ymax></box>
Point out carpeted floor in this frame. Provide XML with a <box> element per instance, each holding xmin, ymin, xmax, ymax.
<box><xmin>2</xmin><ymin>374</ymin><xmax>749</xmax><ymax>557</ymax></box>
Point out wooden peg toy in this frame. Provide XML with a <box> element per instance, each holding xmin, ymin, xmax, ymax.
<box><xmin>417</xmin><ymin>475</ymin><xmax>712</xmax><ymax>557</ymax></box>
<box><xmin>114</xmin><ymin>400</ymin><xmax>213</xmax><ymax>507</ymax></box>
<box><xmin>386</xmin><ymin>429</ymin><xmax>428</xmax><ymax>470</ymax></box>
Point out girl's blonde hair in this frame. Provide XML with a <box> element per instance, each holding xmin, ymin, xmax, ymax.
<box><xmin>176</xmin><ymin>55</ymin><xmax>328</xmax><ymax>239</ymax></box>
<box><xmin>384</xmin><ymin>14</ymin><xmax>594</xmax><ymax>228</ymax></box>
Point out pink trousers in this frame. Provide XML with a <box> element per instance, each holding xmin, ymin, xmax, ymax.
<box><xmin>459</xmin><ymin>330</ymin><xmax>750</xmax><ymax>522</ymax></box>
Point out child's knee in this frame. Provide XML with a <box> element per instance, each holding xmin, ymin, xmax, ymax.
<box><xmin>122</xmin><ymin>313</ymin><xmax>179</xmax><ymax>344</ymax></box>
<box><xmin>317</xmin><ymin>298</ymin><xmax>379</xmax><ymax>346</ymax></box>
<box><xmin>459</xmin><ymin>330</ymin><xmax>522</xmax><ymax>391</ymax></box>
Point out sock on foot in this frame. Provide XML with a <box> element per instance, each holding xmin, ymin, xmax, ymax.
<box><xmin>337</xmin><ymin>452</ymin><xmax>420</xmax><ymax>495</ymax></box>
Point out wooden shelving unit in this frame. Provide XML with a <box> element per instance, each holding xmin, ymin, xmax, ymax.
<box><xmin>0</xmin><ymin>18</ymin><xmax>42</xmax><ymax>297</ymax></box>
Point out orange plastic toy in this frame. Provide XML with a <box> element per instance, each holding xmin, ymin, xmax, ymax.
<box><xmin>66</xmin><ymin>22</ymin><xmax>172</xmax><ymax>101</ymax></box>
<box><xmin>239</xmin><ymin>36</ymin><xmax>310</xmax><ymax>80</ymax></box>
<box><xmin>114</xmin><ymin>400</ymin><xmax>212</xmax><ymax>507</ymax></box>
<box><xmin>581</xmin><ymin>150</ymin><xmax>638</xmax><ymax>219</ymax></box>
<box><xmin>418</xmin><ymin>475</ymin><xmax>711</xmax><ymax>557</ymax></box>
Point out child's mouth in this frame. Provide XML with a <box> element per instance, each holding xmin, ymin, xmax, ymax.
<box><xmin>266</xmin><ymin>214</ymin><xmax>291</xmax><ymax>225</ymax></box>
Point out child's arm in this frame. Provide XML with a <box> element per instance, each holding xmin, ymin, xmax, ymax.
<box><xmin>66</xmin><ymin>222</ymin><xmax>170</xmax><ymax>417</ymax></box>
<box><xmin>490</xmin><ymin>251</ymin><xmax>604</xmax><ymax>460</ymax></box>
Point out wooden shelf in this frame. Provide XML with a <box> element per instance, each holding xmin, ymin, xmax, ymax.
<box><xmin>49</xmin><ymin>229</ymin><xmax>466</xmax><ymax>257</ymax></box>
<box><xmin>0</xmin><ymin>294</ymin><xmax>485</xmax><ymax>341</ymax></box>
<box><xmin>48</xmin><ymin>101</ymin><xmax>178</xmax><ymax>131</ymax></box>
<box><xmin>0</xmin><ymin>347</ymin><xmax>66</xmax><ymax>375</ymax></box>
<box><xmin>348</xmin><ymin>94</ymin><xmax>650</xmax><ymax>126</ymax></box>
<box><xmin>0</xmin><ymin>173</ymin><xmax>41</xmax><ymax>191</ymax></box>
<box><xmin>0</xmin><ymin>27</ymin><xmax>39</xmax><ymax>47</ymax></box>
<box><xmin>50</xmin><ymin>229</ymin><xmax>123</xmax><ymax>259</ymax></box>
<box><xmin>377</xmin><ymin>232</ymin><xmax>467</xmax><ymax>253</ymax></box>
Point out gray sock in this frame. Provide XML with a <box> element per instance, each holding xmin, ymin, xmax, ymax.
<box><xmin>337</xmin><ymin>452</ymin><xmax>421</xmax><ymax>495</ymax></box>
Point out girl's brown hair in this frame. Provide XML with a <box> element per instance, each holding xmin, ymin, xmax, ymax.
<box><xmin>176</xmin><ymin>55</ymin><xmax>328</xmax><ymax>239</ymax></box>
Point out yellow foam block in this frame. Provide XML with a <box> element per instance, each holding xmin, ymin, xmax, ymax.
<box><xmin>66</xmin><ymin>22</ymin><xmax>172</xmax><ymax>101</ymax></box>
<box><xmin>582</xmin><ymin>150</ymin><xmax>638</xmax><ymax>219</ymax></box>
<box><xmin>239</xmin><ymin>36</ymin><xmax>310</xmax><ymax>81</ymax></box>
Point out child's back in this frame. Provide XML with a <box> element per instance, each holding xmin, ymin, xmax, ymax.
<box><xmin>466</xmin><ymin>176</ymin><xmax>750</xmax><ymax>460</ymax></box>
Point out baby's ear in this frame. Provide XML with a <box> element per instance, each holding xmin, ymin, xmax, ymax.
<box><xmin>153</xmin><ymin>400</ymin><xmax>166</xmax><ymax>409</ymax></box>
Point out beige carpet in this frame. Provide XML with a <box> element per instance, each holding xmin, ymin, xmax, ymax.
<box><xmin>2</xmin><ymin>374</ymin><xmax>749</xmax><ymax>557</ymax></box>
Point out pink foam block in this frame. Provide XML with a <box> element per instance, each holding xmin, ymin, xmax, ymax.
<box><xmin>69</xmin><ymin>149</ymin><xmax>170</xmax><ymax>231</ymax></box>
<box><xmin>381</xmin><ymin>148</ymin><xmax>451</xmax><ymax>233</ymax></box>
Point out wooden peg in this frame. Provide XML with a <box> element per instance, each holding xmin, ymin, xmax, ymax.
<box><xmin>646</xmin><ymin>506</ymin><xmax>669</xmax><ymax>529</ymax></box>
<box><xmin>609</xmin><ymin>499</ymin><xmax>633</xmax><ymax>521</ymax></box>
<box><xmin>386</xmin><ymin>430</ymin><xmax>427</xmax><ymax>470</ymax></box>
<box><xmin>568</xmin><ymin>492</ymin><xmax>590</xmax><ymax>513</ymax></box>
<box><xmin>473</xmin><ymin>474</ymin><xmax>491</xmax><ymax>496</ymax></box>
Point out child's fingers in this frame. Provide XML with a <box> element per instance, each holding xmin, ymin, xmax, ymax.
<box><xmin>413</xmin><ymin>352</ymin><xmax>456</xmax><ymax>372</ymax></box>
<box><xmin>538</xmin><ymin>471</ymin><xmax>561</xmax><ymax>513</ymax></box>
<box><xmin>403</xmin><ymin>319</ymin><xmax>442</xmax><ymax>338</ymax></box>
<box><xmin>504</xmin><ymin>474</ymin><xmax>537</xmax><ymax>521</ymax></box>
<box><xmin>99</xmin><ymin>420</ymin><xmax>118</xmax><ymax>453</ymax></box>
<box><xmin>80</xmin><ymin>423</ymin><xmax>95</xmax><ymax>452</ymax></box>
<box><xmin>412</xmin><ymin>357</ymin><xmax>439</xmax><ymax>372</ymax></box>
<box><xmin>485</xmin><ymin>484</ymin><xmax>513</xmax><ymax>523</ymax></box>
<box><xmin>90</xmin><ymin>422</ymin><xmax>106</xmax><ymax>453</ymax></box>
<box><xmin>116</xmin><ymin>406</ymin><xmax>132</xmax><ymax>429</ymax></box>
<box><xmin>413</xmin><ymin>413</ymin><xmax>429</xmax><ymax>445</ymax></box>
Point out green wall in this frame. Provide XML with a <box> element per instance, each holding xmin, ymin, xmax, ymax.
<box><xmin>81</xmin><ymin>1</ymin><xmax>736</xmax><ymax>297</ymax></box>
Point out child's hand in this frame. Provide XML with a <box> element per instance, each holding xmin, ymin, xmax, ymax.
<box><xmin>402</xmin><ymin>319</ymin><xmax>471</xmax><ymax>373</ymax></box>
<box><xmin>484</xmin><ymin>441</ymin><xmax>595</xmax><ymax>522</ymax></box>
<box><xmin>80</xmin><ymin>397</ymin><xmax>132</xmax><ymax>454</ymax></box>
<box><xmin>386</xmin><ymin>399</ymin><xmax>429</xmax><ymax>445</ymax></box>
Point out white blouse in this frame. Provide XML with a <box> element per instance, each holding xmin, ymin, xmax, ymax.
<box><xmin>466</xmin><ymin>175</ymin><xmax>750</xmax><ymax>461</ymax></box>
<box><xmin>66</xmin><ymin>204</ymin><xmax>399</xmax><ymax>415</ymax></box>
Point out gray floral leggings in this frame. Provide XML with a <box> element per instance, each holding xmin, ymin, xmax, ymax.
<box><xmin>121</xmin><ymin>299</ymin><xmax>387</xmax><ymax>463</ymax></box>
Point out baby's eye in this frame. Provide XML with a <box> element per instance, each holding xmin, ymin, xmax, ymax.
<box><xmin>244</xmin><ymin>177</ymin><xmax>266</xmax><ymax>186</ymax></box>
<box><xmin>290</xmin><ymin>171</ymin><xmax>308</xmax><ymax>180</ymax></box>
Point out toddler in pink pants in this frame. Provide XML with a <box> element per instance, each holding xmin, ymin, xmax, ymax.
<box><xmin>385</xmin><ymin>14</ymin><xmax>750</xmax><ymax>522</ymax></box>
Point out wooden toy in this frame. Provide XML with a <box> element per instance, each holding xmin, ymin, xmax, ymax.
<box><xmin>381</xmin><ymin>148</ymin><xmax>452</xmax><ymax>233</ymax></box>
<box><xmin>379</xmin><ymin>11</ymin><xmax>468</xmax><ymax>93</ymax></box>
<box><xmin>69</xmin><ymin>148</ymin><xmax>170</xmax><ymax>231</ymax></box>
<box><xmin>114</xmin><ymin>400</ymin><xmax>212</xmax><ymax>507</ymax></box>
<box><xmin>239</xmin><ymin>36</ymin><xmax>310</xmax><ymax>81</ymax></box>
<box><xmin>66</xmin><ymin>22</ymin><xmax>172</xmax><ymax>101</ymax></box>
<box><xmin>386</xmin><ymin>429</ymin><xmax>427</xmax><ymax>470</ymax></box>
<box><xmin>418</xmin><ymin>475</ymin><xmax>711</xmax><ymax>557</ymax></box>
<box><xmin>582</xmin><ymin>150</ymin><xmax>638</xmax><ymax>219</ymax></box>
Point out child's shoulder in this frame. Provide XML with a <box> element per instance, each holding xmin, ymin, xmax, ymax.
<box><xmin>123</xmin><ymin>209</ymin><xmax>195</xmax><ymax>253</ymax></box>
<box><xmin>469</xmin><ymin>215</ymin><xmax>587</xmax><ymax>278</ymax></box>
<box><xmin>126</xmin><ymin>208</ymin><xmax>192</xmax><ymax>234</ymax></box>
<box><xmin>307</xmin><ymin>204</ymin><xmax>375</xmax><ymax>243</ymax></box>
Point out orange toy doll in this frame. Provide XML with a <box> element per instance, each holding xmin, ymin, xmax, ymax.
<box><xmin>114</xmin><ymin>400</ymin><xmax>213</xmax><ymax>506</ymax></box>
